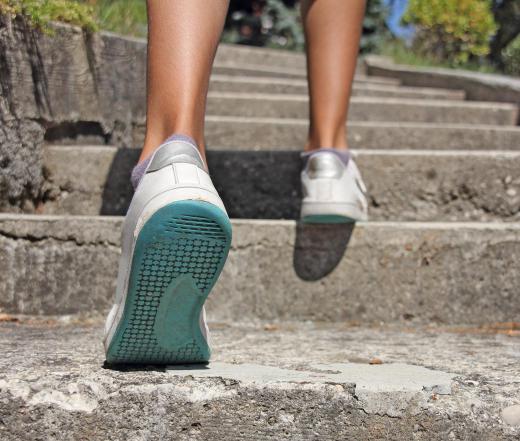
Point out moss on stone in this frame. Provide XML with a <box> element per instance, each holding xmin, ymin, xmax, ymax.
<box><xmin>0</xmin><ymin>0</ymin><xmax>97</xmax><ymax>31</ymax></box>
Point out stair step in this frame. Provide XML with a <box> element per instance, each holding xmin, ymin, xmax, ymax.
<box><xmin>215</xmin><ymin>44</ymin><xmax>306</xmax><ymax>69</ymax></box>
<box><xmin>1</xmin><ymin>214</ymin><xmax>519</xmax><ymax>324</ymax></box>
<box><xmin>1</xmin><ymin>320</ymin><xmax>518</xmax><ymax>439</ymax></box>
<box><xmin>206</xmin><ymin>93</ymin><xmax>518</xmax><ymax>124</ymax></box>
<box><xmin>204</xmin><ymin>117</ymin><xmax>520</xmax><ymax>150</ymax></box>
<box><xmin>212</xmin><ymin>63</ymin><xmax>399</xmax><ymax>86</ymax></box>
<box><xmin>210</xmin><ymin>75</ymin><xmax>467</xmax><ymax>100</ymax></box>
<box><xmin>42</xmin><ymin>146</ymin><xmax>520</xmax><ymax>222</ymax></box>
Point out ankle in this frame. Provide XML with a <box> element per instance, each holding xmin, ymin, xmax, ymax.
<box><xmin>141</xmin><ymin>129</ymin><xmax>205</xmax><ymax>164</ymax></box>
<box><xmin>305</xmin><ymin>128</ymin><xmax>348</xmax><ymax>151</ymax></box>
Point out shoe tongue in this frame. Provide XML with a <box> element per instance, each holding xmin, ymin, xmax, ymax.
<box><xmin>301</xmin><ymin>148</ymin><xmax>350</xmax><ymax>166</ymax></box>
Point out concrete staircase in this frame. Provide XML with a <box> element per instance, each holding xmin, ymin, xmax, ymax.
<box><xmin>1</xmin><ymin>43</ymin><xmax>520</xmax><ymax>440</ymax></box>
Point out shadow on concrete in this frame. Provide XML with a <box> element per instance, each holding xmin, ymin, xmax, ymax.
<box><xmin>103</xmin><ymin>361</ymin><xmax>210</xmax><ymax>371</ymax></box>
<box><xmin>293</xmin><ymin>222</ymin><xmax>355</xmax><ymax>281</ymax></box>
<box><xmin>100</xmin><ymin>148</ymin><xmax>137</xmax><ymax>215</ymax></box>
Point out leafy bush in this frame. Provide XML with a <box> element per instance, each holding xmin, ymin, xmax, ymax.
<box><xmin>223</xmin><ymin>0</ymin><xmax>389</xmax><ymax>52</ymax></box>
<box><xmin>502</xmin><ymin>34</ymin><xmax>520</xmax><ymax>76</ymax></box>
<box><xmin>403</xmin><ymin>0</ymin><xmax>497</xmax><ymax>65</ymax></box>
<box><xmin>0</xmin><ymin>0</ymin><xmax>97</xmax><ymax>31</ymax></box>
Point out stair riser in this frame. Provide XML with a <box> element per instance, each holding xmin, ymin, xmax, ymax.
<box><xmin>212</xmin><ymin>65</ymin><xmax>399</xmax><ymax>86</ymax></box>
<box><xmin>206</xmin><ymin>95</ymin><xmax>518</xmax><ymax>125</ymax></box>
<box><xmin>46</xmin><ymin>120</ymin><xmax>520</xmax><ymax>151</ymax></box>
<box><xmin>209</xmin><ymin>79</ymin><xmax>466</xmax><ymax>100</ymax></box>
<box><xmin>1</xmin><ymin>216</ymin><xmax>519</xmax><ymax>325</ymax></box>
<box><xmin>215</xmin><ymin>44</ymin><xmax>306</xmax><ymax>69</ymax></box>
<box><xmin>42</xmin><ymin>147</ymin><xmax>520</xmax><ymax>222</ymax></box>
<box><xmin>204</xmin><ymin>119</ymin><xmax>520</xmax><ymax>151</ymax></box>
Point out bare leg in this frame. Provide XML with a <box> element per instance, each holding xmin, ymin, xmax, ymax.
<box><xmin>140</xmin><ymin>0</ymin><xmax>229</xmax><ymax>164</ymax></box>
<box><xmin>301</xmin><ymin>0</ymin><xmax>366</xmax><ymax>151</ymax></box>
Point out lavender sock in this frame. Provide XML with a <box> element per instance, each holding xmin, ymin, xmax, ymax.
<box><xmin>301</xmin><ymin>148</ymin><xmax>351</xmax><ymax>167</ymax></box>
<box><xmin>130</xmin><ymin>134</ymin><xmax>198</xmax><ymax>190</ymax></box>
<box><xmin>130</xmin><ymin>156</ymin><xmax>152</xmax><ymax>190</ymax></box>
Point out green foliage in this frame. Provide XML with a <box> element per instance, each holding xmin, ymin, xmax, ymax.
<box><xmin>88</xmin><ymin>0</ymin><xmax>147</xmax><ymax>37</ymax></box>
<box><xmin>361</xmin><ymin>0</ymin><xmax>391</xmax><ymax>53</ymax></box>
<box><xmin>222</xmin><ymin>0</ymin><xmax>304</xmax><ymax>51</ymax></box>
<box><xmin>0</xmin><ymin>0</ymin><xmax>97</xmax><ymax>31</ymax></box>
<box><xmin>502</xmin><ymin>34</ymin><xmax>520</xmax><ymax>76</ymax></box>
<box><xmin>489</xmin><ymin>0</ymin><xmax>520</xmax><ymax>67</ymax></box>
<box><xmin>262</xmin><ymin>0</ymin><xmax>304</xmax><ymax>50</ymax></box>
<box><xmin>223</xmin><ymin>0</ymin><xmax>390</xmax><ymax>52</ymax></box>
<box><xmin>380</xmin><ymin>39</ymin><xmax>498</xmax><ymax>73</ymax></box>
<box><xmin>404</xmin><ymin>0</ymin><xmax>497</xmax><ymax>65</ymax></box>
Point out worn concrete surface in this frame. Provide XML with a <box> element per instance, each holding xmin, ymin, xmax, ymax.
<box><xmin>0</xmin><ymin>215</ymin><xmax>519</xmax><ymax>324</ymax></box>
<box><xmin>41</xmin><ymin>146</ymin><xmax>520</xmax><ymax>222</ymax></box>
<box><xmin>206</xmin><ymin>93</ymin><xmax>518</xmax><ymax>124</ymax></box>
<box><xmin>209</xmin><ymin>74</ymin><xmax>467</xmax><ymax>99</ymax></box>
<box><xmin>204</xmin><ymin>117</ymin><xmax>520</xmax><ymax>151</ymax></box>
<box><xmin>0</xmin><ymin>321</ymin><xmax>519</xmax><ymax>440</ymax></box>
<box><xmin>212</xmin><ymin>63</ymin><xmax>394</xmax><ymax>86</ymax></box>
<box><xmin>215</xmin><ymin>43</ymin><xmax>306</xmax><ymax>69</ymax></box>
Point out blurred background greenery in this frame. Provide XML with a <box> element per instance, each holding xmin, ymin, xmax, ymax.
<box><xmin>0</xmin><ymin>0</ymin><xmax>519</xmax><ymax>76</ymax></box>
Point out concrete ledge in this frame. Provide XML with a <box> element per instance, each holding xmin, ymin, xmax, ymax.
<box><xmin>365</xmin><ymin>56</ymin><xmax>520</xmax><ymax>113</ymax></box>
<box><xmin>1</xmin><ymin>214</ymin><xmax>519</xmax><ymax>324</ymax></box>
<box><xmin>212</xmin><ymin>63</ymin><xmax>391</xmax><ymax>85</ymax></box>
<box><xmin>206</xmin><ymin>93</ymin><xmax>518</xmax><ymax>124</ymax></box>
<box><xmin>0</xmin><ymin>321</ymin><xmax>519</xmax><ymax>439</ymax></box>
<box><xmin>209</xmin><ymin>75</ymin><xmax>467</xmax><ymax>100</ymax></box>
<box><xmin>41</xmin><ymin>146</ymin><xmax>520</xmax><ymax>222</ymax></box>
<box><xmin>204</xmin><ymin>117</ymin><xmax>520</xmax><ymax>151</ymax></box>
<box><xmin>215</xmin><ymin>43</ymin><xmax>306</xmax><ymax>69</ymax></box>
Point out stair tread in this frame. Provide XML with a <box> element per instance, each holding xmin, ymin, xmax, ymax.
<box><xmin>41</xmin><ymin>145</ymin><xmax>520</xmax><ymax>222</ymax></box>
<box><xmin>1</xmin><ymin>320</ymin><xmax>518</xmax><ymax>439</ymax></box>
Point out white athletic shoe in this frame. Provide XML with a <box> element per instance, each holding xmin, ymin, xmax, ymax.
<box><xmin>104</xmin><ymin>140</ymin><xmax>232</xmax><ymax>365</ymax></box>
<box><xmin>300</xmin><ymin>149</ymin><xmax>368</xmax><ymax>223</ymax></box>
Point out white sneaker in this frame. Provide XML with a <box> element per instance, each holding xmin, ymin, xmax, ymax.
<box><xmin>300</xmin><ymin>149</ymin><xmax>368</xmax><ymax>223</ymax></box>
<box><xmin>104</xmin><ymin>140</ymin><xmax>232</xmax><ymax>365</ymax></box>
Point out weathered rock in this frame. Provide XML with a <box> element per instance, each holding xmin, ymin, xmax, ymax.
<box><xmin>0</xmin><ymin>18</ymin><xmax>147</xmax><ymax>210</ymax></box>
<box><xmin>0</xmin><ymin>16</ymin><xmax>45</xmax><ymax>211</ymax></box>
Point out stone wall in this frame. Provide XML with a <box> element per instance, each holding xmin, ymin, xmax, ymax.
<box><xmin>0</xmin><ymin>17</ymin><xmax>147</xmax><ymax>211</ymax></box>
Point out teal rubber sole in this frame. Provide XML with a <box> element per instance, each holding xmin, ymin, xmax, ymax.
<box><xmin>301</xmin><ymin>214</ymin><xmax>356</xmax><ymax>224</ymax></box>
<box><xmin>106</xmin><ymin>200</ymin><xmax>232</xmax><ymax>365</ymax></box>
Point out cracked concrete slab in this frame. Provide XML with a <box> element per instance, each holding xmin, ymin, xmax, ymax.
<box><xmin>167</xmin><ymin>362</ymin><xmax>455</xmax><ymax>394</ymax></box>
<box><xmin>0</xmin><ymin>321</ymin><xmax>518</xmax><ymax>440</ymax></box>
